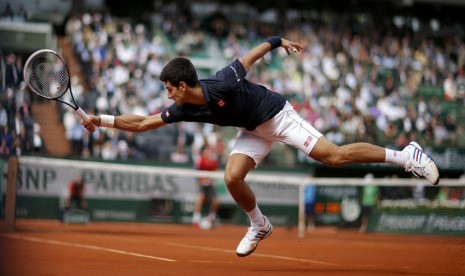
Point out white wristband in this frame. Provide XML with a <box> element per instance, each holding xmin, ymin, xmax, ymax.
<box><xmin>100</xmin><ymin>115</ymin><xmax>115</xmax><ymax>128</ymax></box>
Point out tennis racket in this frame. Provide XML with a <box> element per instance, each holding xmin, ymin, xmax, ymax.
<box><xmin>23</xmin><ymin>49</ymin><xmax>95</xmax><ymax>131</ymax></box>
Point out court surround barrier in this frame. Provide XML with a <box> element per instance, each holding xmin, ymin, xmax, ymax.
<box><xmin>1</xmin><ymin>156</ymin><xmax>464</xmax><ymax>236</ymax></box>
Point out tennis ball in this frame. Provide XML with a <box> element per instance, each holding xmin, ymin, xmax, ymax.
<box><xmin>199</xmin><ymin>218</ymin><xmax>212</xmax><ymax>230</ymax></box>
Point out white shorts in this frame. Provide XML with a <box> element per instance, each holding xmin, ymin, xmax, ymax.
<box><xmin>230</xmin><ymin>102</ymin><xmax>323</xmax><ymax>167</ymax></box>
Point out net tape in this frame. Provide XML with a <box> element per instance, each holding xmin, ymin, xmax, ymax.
<box><xmin>19</xmin><ymin>156</ymin><xmax>465</xmax><ymax>187</ymax></box>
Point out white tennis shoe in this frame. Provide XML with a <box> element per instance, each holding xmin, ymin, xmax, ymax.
<box><xmin>236</xmin><ymin>216</ymin><xmax>273</xmax><ymax>257</ymax></box>
<box><xmin>402</xmin><ymin>141</ymin><xmax>440</xmax><ymax>185</ymax></box>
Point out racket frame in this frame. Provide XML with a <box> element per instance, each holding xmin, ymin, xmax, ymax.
<box><xmin>23</xmin><ymin>49</ymin><xmax>91</xmax><ymax>122</ymax></box>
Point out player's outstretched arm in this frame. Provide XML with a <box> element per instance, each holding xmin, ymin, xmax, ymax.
<box><xmin>239</xmin><ymin>37</ymin><xmax>303</xmax><ymax>73</ymax></box>
<box><xmin>81</xmin><ymin>113</ymin><xmax>166</xmax><ymax>132</ymax></box>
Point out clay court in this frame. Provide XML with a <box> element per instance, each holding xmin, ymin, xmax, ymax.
<box><xmin>1</xmin><ymin>219</ymin><xmax>464</xmax><ymax>275</ymax></box>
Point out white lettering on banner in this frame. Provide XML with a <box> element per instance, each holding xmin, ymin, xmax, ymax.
<box><xmin>9</xmin><ymin>157</ymin><xmax>299</xmax><ymax>205</ymax></box>
<box><xmin>426</xmin><ymin>214</ymin><xmax>465</xmax><ymax>232</ymax></box>
<box><xmin>377</xmin><ymin>213</ymin><xmax>465</xmax><ymax>233</ymax></box>
<box><xmin>378</xmin><ymin>214</ymin><xmax>426</xmax><ymax>230</ymax></box>
<box><xmin>11</xmin><ymin>167</ymin><xmax>57</xmax><ymax>193</ymax></box>
<box><xmin>93</xmin><ymin>210</ymin><xmax>137</xmax><ymax>220</ymax></box>
<box><xmin>3</xmin><ymin>162</ymin><xmax>194</xmax><ymax>199</ymax></box>
<box><xmin>82</xmin><ymin>170</ymin><xmax>180</xmax><ymax>197</ymax></box>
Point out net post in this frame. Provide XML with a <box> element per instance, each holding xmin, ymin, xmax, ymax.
<box><xmin>298</xmin><ymin>178</ymin><xmax>307</xmax><ymax>239</ymax></box>
<box><xmin>4</xmin><ymin>156</ymin><xmax>18</xmax><ymax>232</ymax></box>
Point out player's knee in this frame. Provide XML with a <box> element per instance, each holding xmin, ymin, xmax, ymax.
<box><xmin>224</xmin><ymin>171</ymin><xmax>244</xmax><ymax>187</ymax></box>
<box><xmin>319</xmin><ymin>157</ymin><xmax>336</xmax><ymax>167</ymax></box>
<box><xmin>312</xmin><ymin>139</ymin><xmax>348</xmax><ymax>167</ymax></box>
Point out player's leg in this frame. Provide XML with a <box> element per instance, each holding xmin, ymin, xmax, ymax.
<box><xmin>309</xmin><ymin>137</ymin><xmax>386</xmax><ymax>166</ymax></box>
<box><xmin>80</xmin><ymin>197</ymin><xmax>87</xmax><ymax>209</ymax></box>
<box><xmin>192</xmin><ymin>190</ymin><xmax>205</xmax><ymax>226</ymax></box>
<box><xmin>309</xmin><ymin>137</ymin><xmax>439</xmax><ymax>184</ymax></box>
<box><xmin>64</xmin><ymin>197</ymin><xmax>71</xmax><ymax>209</ymax></box>
<box><xmin>226</xmin><ymin>132</ymin><xmax>274</xmax><ymax>257</ymax></box>
<box><xmin>207</xmin><ymin>198</ymin><xmax>219</xmax><ymax>223</ymax></box>
<box><xmin>275</xmin><ymin>103</ymin><xmax>439</xmax><ymax>185</ymax></box>
<box><xmin>224</xmin><ymin>152</ymin><xmax>271</xmax><ymax>231</ymax></box>
<box><xmin>207</xmin><ymin>187</ymin><xmax>219</xmax><ymax>223</ymax></box>
<box><xmin>224</xmin><ymin>153</ymin><xmax>257</xmax><ymax>212</ymax></box>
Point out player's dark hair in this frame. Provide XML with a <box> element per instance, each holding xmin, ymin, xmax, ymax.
<box><xmin>160</xmin><ymin>57</ymin><xmax>198</xmax><ymax>88</ymax></box>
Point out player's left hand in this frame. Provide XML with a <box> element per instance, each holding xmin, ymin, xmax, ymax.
<box><xmin>281</xmin><ymin>38</ymin><xmax>304</xmax><ymax>55</ymax></box>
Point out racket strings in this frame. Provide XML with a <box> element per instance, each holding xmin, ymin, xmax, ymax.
<box><xmin>25</xmin><ymin>52</ymin><xmax>70</xmax><ymax>99</ymax></box>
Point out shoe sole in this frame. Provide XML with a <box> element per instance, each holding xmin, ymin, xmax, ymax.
<box><xmin>409</xmin><ymin>142</ymin><xmax>440</xmax><ymax>185</ymax></box>
<box><xmin>429</xmin><ymin>161</ymin><xmax>440</xmax><ymax>185</ymax></box>
<box><xmin>236</xmin><ymin>229</ymin><xmax>273</xmax><ymax>257</ymax></box>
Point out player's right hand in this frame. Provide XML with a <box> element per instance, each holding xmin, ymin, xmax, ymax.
<box><xmin>81</xmin><ymin>115</ymin><xmax>100</xmax><ymax>132</ymax></box>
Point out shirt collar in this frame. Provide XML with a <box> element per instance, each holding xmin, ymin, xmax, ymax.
<box><xmin>199</xmin><ymin>80</ymin><xmax>210</xmax><ymax>104</ymax></box>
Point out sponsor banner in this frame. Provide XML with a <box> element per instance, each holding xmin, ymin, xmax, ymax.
<box><xmin>4</xmin><ymin>157</ymin><xmax>300</xmax><ymax>205</ymax></box>
<box><xmin>9</xmin><ymin>195</ymin><xmax>298</xmax><ymax>226</ymax></box>
<box><xmin>368</xmin><ymin>209</ymin><xmax>465</xmax><ymax>235</ymax></box>
<box><xmin>1</xmin><ymin>157</ymin><xmax>302</xmax><ymax>225</ymax></box>
<box><xmin>13</xmin><ymin>196</ymin><xmax>60</xmax><ymax>219</ymax></box>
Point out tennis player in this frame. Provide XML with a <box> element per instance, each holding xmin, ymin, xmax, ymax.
<box><xmin>81</xmin><ymin>36</ymin><xmax>440</xmax><ymax>257</ymax></box>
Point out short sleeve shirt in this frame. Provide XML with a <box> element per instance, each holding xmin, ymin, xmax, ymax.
<box><xmin>161</xmin><ymin>59</ymin><xmax>286</xmax><ymax>130</ymax></box>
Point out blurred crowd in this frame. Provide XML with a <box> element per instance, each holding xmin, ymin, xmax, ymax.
<box><xmin>0</xmin><ymin>53</ymin><xmax>44</xmax><ymax>159</ymax></box>
<box><xmin>212</xmin><ymin>16</ymin><xmax>465</xmax><ymax>151</ymax></box>
<box><xmin>1</xmin><ymin>2</ymin><xmax>465</xmax><ymax>168</ymax></box>
<box><xmin>62</xmin><ymin>10</ymin><xmax>229</xmax><ymax>164</ymax></box>
<box><xmin>0</xmin><ymin>3</ymin><xmax>45</xmax><ymax>159</ymax></box>
<box><xmin>61</xmin><ymin>5</ymin><xmax>464</xmax><ymax>165</ymax></box>
<box><xmin>1</xmin><ymin>2</ymin><xmax>464</xmax><ymax>203</ymax></box>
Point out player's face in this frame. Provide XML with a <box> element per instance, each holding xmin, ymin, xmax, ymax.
<box><xmin>165</xmin><ymin>81</ymin><xmax>186</xmax><ymax>106</ymax></box>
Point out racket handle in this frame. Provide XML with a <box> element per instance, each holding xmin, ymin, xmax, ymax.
<box><xmin>75</xmin><ymin>107</ymin><xmax>96</xmax><ymax>132</ymax></box>
<box><xmin>75</xmin><ymin>107</ymin><xmax>89</xmax><ymax>120</ymax></box>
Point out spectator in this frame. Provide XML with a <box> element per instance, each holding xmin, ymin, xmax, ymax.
<box><xmin>360</xmin><ymin>173</ymin><xmax>379</xmax><ymax>233</ymax></box>
<box><xmin>444</xmin><ymin>114</ymin><xmax>457</xmax><ymax>146</ymax></box>
<box><xmin>4</xmin><ymin>53</ymin><xmax>20</xmax><ymax>89</ymax></box>
<box><xmin>170</xmin><ymin>144</ymin><xmax>189</xmax><ymax>163</ymax></box>
<box><xmin>395</xmin><ymin>132</ymin><xmax>409</xmax><ymax>148</ymax></box>
<box><xmin>304</xmin><ymin>184</ymin><xmax>316</xmax><ymax>231</ymax></box>
<box><xmin>192</xmin><ymin>145</ymin><xmax>220</xmax><ymax>229</ymax></box>
<box><xmin>443</xmin><ymin>73</ymin><xmax>457</xmax><ymax>101</ymax></box>
<box><xmin>0</xmin><ymin>102</ymin><xmax>8</xmax><ymax>128</ymax></box>
<box><xmin>32</xmin><ymin>122</ymin><xmax>43</xmax><ymax>152</ymax></box>
<box><xmin>65</xmin><ymin>177</ymin><xmax>87</xmax><ymax>209</ymax></box>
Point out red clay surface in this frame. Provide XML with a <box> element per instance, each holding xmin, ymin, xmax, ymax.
<box><xmin>1</xmin><ymin>219</ymin><xmax>464</xmax><ymax>275</ymax></box>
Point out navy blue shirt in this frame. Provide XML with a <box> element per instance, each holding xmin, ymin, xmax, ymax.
<box><xmin>161</xmin><ymin>59</ymin><xmax>286</xmax><ymax>130</ymax></box>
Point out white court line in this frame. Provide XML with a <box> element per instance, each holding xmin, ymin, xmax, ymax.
<box><xmin>162</xmin><ymin>241</ymin><xmax>340</xmax><ymax>266</ymax></box>
<box><xmin>1</xmin><ymin>234</ymin><xmax>176</xmax><ymax>262</ymax></box>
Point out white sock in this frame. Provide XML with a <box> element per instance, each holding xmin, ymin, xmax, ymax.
<box><xmin>247</xmin><ymin>204</ymin><xmax>265</xmax><ymax>227</ymax></box>
<box><xmin>192</xmin><ymin>212</ymin><xmax>201</xmax><ymax>224</ymax></box>
<box><xmin>385</xmin><ymin>149</ymin><xmax>409</xmax><ymax>167</ymax></box>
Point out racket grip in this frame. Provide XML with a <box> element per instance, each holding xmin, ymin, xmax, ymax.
<box><xmin>75</xmin><ymin>107</ymin><xmax>96</xmax><ymax>132</ymax></box>
<box><xmin>75</xmin><ymin>107</ymin><xmax>89</xmax><ymax>120</ymax></box>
